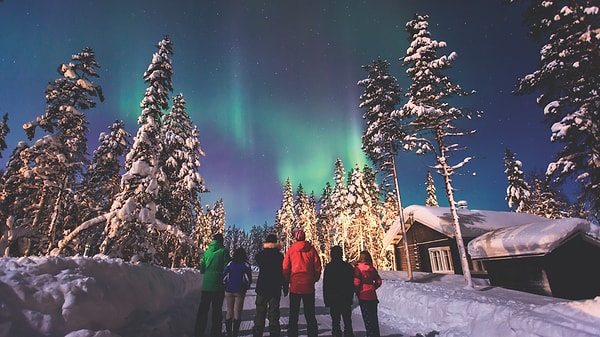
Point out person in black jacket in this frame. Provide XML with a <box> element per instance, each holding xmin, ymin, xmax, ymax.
<box><xmin>252</xmin><ymin>234</ymin><xmax>288</xmax><ymax>337</ymax></box>
<box><xmin>323</xmin><ymin>245</ymin><xmax>354</xmax><ymax>337</ymax></box>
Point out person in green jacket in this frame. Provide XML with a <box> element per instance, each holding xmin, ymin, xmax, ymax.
<box><xmin>195</xmin><ymin>233</ymin><xmax>231</xmax><ymax>337</ymax></box>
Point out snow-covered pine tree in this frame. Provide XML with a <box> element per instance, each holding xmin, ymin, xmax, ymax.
<box><xmin>504</xmin><ymin>148</ymin><xmax>532</xmax><ymax>213</ymax></box>
<box><xmin>528</xmin><ymin>171</ymin><xmax>565</xmax><ymax>219</ymax></box>
<box><xmin>402</xmin><ymin>14</ymin><xmax>481</xmax><ymax>287</ymax></box>
<box><xmin>329</xmin><ymin>159</ymin><xmax>351</xmax><ymax>258</ymax></box>
<box><xmin>275</xmin><ymin>177</ymin><xmax>295</xmax><ymax>251</ymax></box>
<box><xmin>317</xmin><ymin>181</ymin><xmax>335</xmax><ymax>264</ymax></box>
<box><xmin>209</xmin><ymin>198</ymin><xmax>226</xmax><ymax>238</ymax></box>
<box><xmin>159</xmin><ymin>93</ymin><xmax>207</xmax><ymax>267</ymax></box>
<box><xmin>0</xmin><ymin>142</ymin><xmax>34</xmax><ymax>256</ymax></box>
<box><xmin>99</xmin><ymin>36</ymin><xmax>180</xmax><ymax>264</ymax></box>
<box><xmin>347</xmin><ymin>165</ymin><xmax>379</xmax><ymax>266</ymax></box>
<box><xmin>21</xmin><ymin>47</ymin><xmax>104</xmax><ymax>255</ymax></box>
<box><xmin>511</xmin><ymin>0</ymin><xmax>600</xmax><ymax>222</ymax></box>
<box><xmin>294</xmin><ymin>184</ymin><xmax>320</xmax><ymax>256</ymax></box>
<box><xmin>358</xmin><ymin>57</ymin><xmax>413</xmax><ymax>277</ymax></box>
<box><xmin>307</xmin><ymin>192</ymin><xmax>320</xmax><ymax>257</ymax></box>
<box><xmin>425</xmin><ymin>171</ymin><xmax>439</xmax><ymax>207</ymax></box>
<box><xmin>74</xmin><ymin>120</ymin><xmax>131</xmax><ymax>256</ymax></box>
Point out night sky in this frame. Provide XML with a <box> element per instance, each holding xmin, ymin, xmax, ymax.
<box><xmin>0</xmin><ymin>1</ymin><xmax>561</xmax><ymax>230</ymax></box>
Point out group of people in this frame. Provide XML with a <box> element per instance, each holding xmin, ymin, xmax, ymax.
<box><xmin>193</xmin><ymin>230</ymin><xmax>383</xmax><ymax>337</ymax></box>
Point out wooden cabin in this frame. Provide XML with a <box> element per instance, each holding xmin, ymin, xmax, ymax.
<box><xmin>382</xmin><ymin>205</ymin><xmax>546</xmax><ymax>277</ymax></box>
<box><xmin>468</xmin><ymin>218</ymin><xmax>600</xmax><ymax>300</ymax></box>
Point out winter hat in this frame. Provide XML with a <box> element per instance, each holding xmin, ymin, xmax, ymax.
<box><xmin>265</xmin><ymin>234</ymin><xmax>278</xmax><ymax>243</ymax></box>
<box><xmin>293</xmin><ymin>229</ymin><xmax>305</xmax><ymax>241</ymax></box>
<box><xmin>213</xmin><ymin>233</ymin><xmax>224</xmax><ymax>244</ymax></box>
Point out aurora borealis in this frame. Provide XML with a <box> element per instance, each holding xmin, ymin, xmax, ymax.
<box><xmin>0</xmin><ymin>1</ymin><xmax>560</xmax><ymax>229</ymax></box>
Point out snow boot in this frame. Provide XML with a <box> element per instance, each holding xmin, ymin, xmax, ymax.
<box><xmin>232</xmin><ymin>319</ymin><xmax>241</xmax><ymax>337</ymax></box>
<box><xmin>252</xmin><ymin>326</ymin><xmax>264</xmax><ymax>337</ymax></box>
<box><xmin>225</xmin><ymin>319</ymin><xmax>233</xmax><ymax>337</ymax></box>
<box><xmin>268</xmin><ymin>325</ymin><xmax>281</xmax><ymax>337</ymax></box>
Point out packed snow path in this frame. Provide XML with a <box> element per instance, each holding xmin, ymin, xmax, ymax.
<box><xmin>217</xmin><ymin>274</ymin><xmax>406</xmax><ymax>337</ymax></box>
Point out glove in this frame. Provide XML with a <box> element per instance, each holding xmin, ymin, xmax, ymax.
<box><xmin>283</xmin><ymin>283</ymin><xmax>289</xmax><ymax>297</ymax></box>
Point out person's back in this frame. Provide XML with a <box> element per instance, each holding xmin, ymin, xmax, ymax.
<box><xmin>253</xmin><ymin>234</ymin><xmax>286</xmax><ymax>337</ymax></box>
<box><xmin>354</xmin><ymin>250</ymin><xmax>382</xmax><ymax>337</ymax></box>
<box><xmin>223</xmin><ymin>247</ymin><xmax>252</xmax><ymax>337</ymax></box>
<box><xmin>255</xmin><ymin>239</ymin><xmax>285</xmax><ymax>297</ymax></box>
<box><xmin>195</xmin><ymin>234</ymin><xmax>230</xmax><ymax>337</ymax></box>
<box><xmin>283</xmin><ymin>239</ymin><xmax>321</xmax><ymax>294</ymax></box>
<box><xmin>282</xmin><ymin>229</ymin><xmax>322</xmax><ymax>337</ymax></box>
<box><xmin>323</xmin><ymin>246</ymin><xmax>354</xmax><ymax>337</ymax></box>
<box><xmin>200</xmin><ymin>237</ymin><xmax>229</xmax><ymax>291</ymax></box>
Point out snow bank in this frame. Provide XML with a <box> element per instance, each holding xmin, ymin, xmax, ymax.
<box><xmin>376</xmin><ymin>271</ymin><xmax>600</xmax><ymax>337</ymax></box>
<box><xmin>0</xmin><ymin>256</ymin><xmax>202</xmax><ymax>337</ymax></box>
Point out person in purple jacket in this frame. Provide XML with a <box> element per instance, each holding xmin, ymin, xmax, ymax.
<box><xmin>222</xmin><ymin>247</ymin><xmax>252</xmax><ymax>337</ymax></box>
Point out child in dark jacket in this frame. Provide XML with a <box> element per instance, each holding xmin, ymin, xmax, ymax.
<box><xmin>223</xmin><ymin>247</ymin><xmax>252</xmax><ymax>337</ymax></box>
<box><xmin>323</xmin><ymin>246</ymin><xmax>354</xmax><ymax>337</ymax></box>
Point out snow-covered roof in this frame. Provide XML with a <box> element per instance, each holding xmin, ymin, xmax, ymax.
<box><xmin>468</xmin><ymin>217</ymin><xmax>600</xmax><ymax>259</ymax></box>
<box><xmin>383</xmin><ymin>205</ymin><xmax>547</xmax><ymax>248</ymax></box>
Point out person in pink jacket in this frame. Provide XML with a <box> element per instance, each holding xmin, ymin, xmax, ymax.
<box><xmin>354</xmin><ymin>250</ymin><xmax>382</xmax><ymax>337</ymax></box>
<box><xmin>282</xmin><ymin>229</ymin><xmax>322</xmax><ymax>337</ymax></box>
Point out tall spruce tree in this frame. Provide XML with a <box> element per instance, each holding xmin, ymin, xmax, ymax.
<box><xmin>510</xmin><ymin>0</ymin><xmax>600</xmax><ymax>222</ymax></box>
<box><xmin>99</xmin><ymin>36</ymin><xmax>179</xmax><ymax>264</ymax></box>
<box><xmin>504</xmin><ymin>149</ymin><xmax>532</xmax><ymax>213</ymax></box>
<box><xmin>358</xmin><ymin>58</ymin><xmax>413</xmax><ymax>278</ymax></box>
<box><xmin>73</xmin><ymin>120</ymin><xmax>131</xmax><ymax>255</ymax></box>
<box><xmin>402</xmin><ymin>14</ymin><xmax>480</xmax><ymax>287</ymax></box>
<box><xmin>317</xmin><ymin>181</ymin><xmax>335</xmax><ymax>264</ymax></box>
<box><xmin>22</xmin><ymin>47</ymin><xmax>104</xmax><ymax>255</ymax></box>
<box><xmin>160</xmin><ymin>94</ymin><xmax>207</xmax><ymax>267</ymax></box>
<box><xmin>329</xmin><ymin>159</ymin><xmax>351</xmax><ymax>257</ymax></box>
<box><xmin>275</xmin><ymin>177</ymin><xmax>295</xmax><ymax>251</ymax></box>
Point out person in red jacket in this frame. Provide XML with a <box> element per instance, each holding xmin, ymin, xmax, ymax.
<box><xmin>354</xmin><ymin>250</ymin><xmax>382</xmax><ymax>337</ymax></box>
<box><xmin>282</xmin><ymin>229</ymin><xmax>322</xmax><ymax>337</ymax></box>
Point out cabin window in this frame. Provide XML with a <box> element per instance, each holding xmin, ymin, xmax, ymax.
<box><xmin>429</xmin><ymin>246</ymin><xmax>454</xmax><ymax>273</ymax></box>
<box><xmin>472</xmin><ymin>260</ymin><xmax>487</xmax><ymax>273</ymax></box>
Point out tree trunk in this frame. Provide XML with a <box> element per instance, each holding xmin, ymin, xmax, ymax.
<box><xmin>436</xmin><ymin>131</ymin><xmax>473</xmax><ymax>287</ymax></box>
<box><xmin>392</xmin><ymin>156</ymin><xmax>413</xmax><ymax>280</ymax></box>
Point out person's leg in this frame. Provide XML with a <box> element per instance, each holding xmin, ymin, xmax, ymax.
<box><xmin>329</xmin><ymin>303</ymin><xmax>342</xmax><ymax>337</ymax></box>
<box><xmin>209</xmin><ymin>291</ymin><xmax>225</xmax><ymax>337</ymax></box>
<box><xmin>287</xmin><ymin>293</ymin><xmax>301</xmax><ymax>337</ymax></box>
<box><xmin>267</xmin><ymin>295</ymin><xmax>281</xmax><ymax>337</ymax></box>
<box><xmin>253</xmin><ymin>294</ymin><xmax>267</xmax><ymax>337</ymax></box>
<box><xmin>302</xmin><ymin>293</ymin><xmax>318</xmax><ymax>337</ymax></box>
<box><xmin>225</xmin><ymin>292</ymin><xmax>235</xmax><ymax>320</ymax></box>
<box><xmin>233</xmin><ymin>292</ymin><xmax>245</xmax><ymax>320</ymax></box>
<box><xmin>359</xmin><ymin>300</ymin><xmax>380</xmax><ymax>337</ymax></box>
<box><xmin>341</xmin><ymin>304</ymin><xmax>354</xmax><ymax>337</ymax></box>
<box><xmin>194</xmin><ymin>291</ymin><xmax>211</xmax><ymax>336</ymax></box>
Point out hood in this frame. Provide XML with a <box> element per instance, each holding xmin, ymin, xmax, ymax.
<box><xmin>207</xmin><ymin>239</ymin><xmax>224</xmax><ymax>252</ymax></box>
<box><xmin>292</xmin><ymin>240</ymin><xmax>313</xmax><ymax>252</ymax></box>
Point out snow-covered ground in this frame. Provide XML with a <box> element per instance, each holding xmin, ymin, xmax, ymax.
<box><xmin>1</xmin><ymin>255</ymin><xmax>599</xmax><ymax>337</ymax></box>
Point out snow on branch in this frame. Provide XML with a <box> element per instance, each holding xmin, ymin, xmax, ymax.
<box><xmin>50</xmin><ymin>212</ymin><xmax>116</xmax><ymax>256</ymax></box>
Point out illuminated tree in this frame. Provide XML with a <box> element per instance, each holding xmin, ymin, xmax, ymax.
<box><xmin>275</xmin><ymin>177</ymin><xmax>295</xmax><ymax>251</ymax></box>
<box><xmin>21</xmin><ymin>47</ymin><xmax>104</xmax><ymax>255</ymax></box>
<box><xmin>358</xmin><ymin>57</ymin><xmax>413</xmax><ymax>278</ymax></box>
